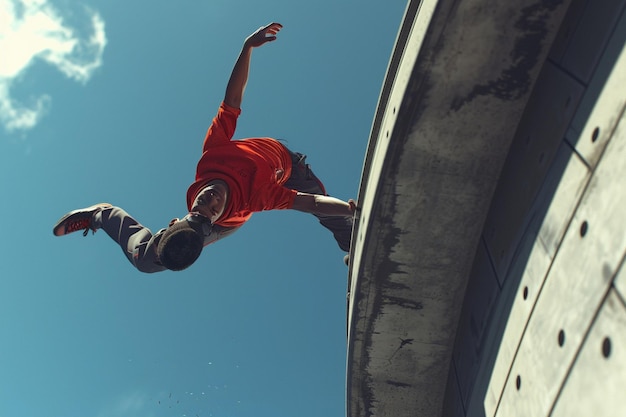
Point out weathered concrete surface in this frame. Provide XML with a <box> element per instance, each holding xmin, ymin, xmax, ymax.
<box><xmin>346</xmin><ymin>1</ymin><xmax>573</xmax><ymax>416</ymax></box>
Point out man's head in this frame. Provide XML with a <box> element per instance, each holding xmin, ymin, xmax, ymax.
<box><xmin>157</xmin><ymin>214</ymin><xmax>210</xmax><ymax>271</ymax></box>
<box><xmin>191</xmin><ymin>180</ymin><xmax>228</xmax><ymax>223</ymax></box>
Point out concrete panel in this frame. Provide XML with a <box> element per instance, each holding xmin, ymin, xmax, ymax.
<box><xmin>483</xmin><ymin>145</ymin><xmax>589</xmax><ymax>417</ymax></box>
<box><xmin>494</xmin><ymin>101</ymin><xmax>626</xmax><ymax>417</ymax></box>
<box><xmin>548</xmin><ymin>0</ymin><xmax>590</xmax><ymax>63</ymax></box>
<box><xmin>481</xmin><ymin>235</ymin><xmax>549</xmax><ymax>417</ymax></box>
<box><xmin>534</xmin><ymin>147</ymin><xmax>590</xmax><ymax>257</ymax></box>
<box><xmin>567</xmin><ymin>42</ymin><xmax>626</xmax><ymax>168</ymax></box>
<box><xmin>443</xmin><ymin>359</ymin><xmax>466</xmax><ymax>417</ymax></box>
<box><xmin>482</xmin><ymin>63</ymin><xmax>584</xmax><ymax>284</ymax></box>
<box><xmin>452</xmin><ymin>242</ymin><xmax>500</xmax><ymax>408</ymax></box>
<box><xmin>463</xmin><ymin>224</ymin><xmax>538</xmax><ymax>417</ymax></box>
<box><xmin>550</xmin><ymin>290</ymin><xmax>626</xmax><ymax>416</ymax></box>
<box><xmin>559</xmin><ymin>0</ymin><xmax>626</xmax><ymax>83</ymax></box>
<box><xmin>565</xmin><ymin>10</ymin><xmax>626</xmax><ymax>155</ymax></box>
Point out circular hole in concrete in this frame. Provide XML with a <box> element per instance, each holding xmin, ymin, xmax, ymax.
<box><xmin>516</xmin><ymin>375</ymin><xmax>521</xmax><ymax>390</ymax></box>
<box><xmin>602</xmin><ymin>337</ymin><xmax>611</xmax><ymax>358</ymax></box>
<box><xmin>558</xmin><ymin>330</ymin><xmax>565</xmax><ymax>347</ymax></box>
<box><xmin>523</xmin><ymin>286</ymin><xmax>529</xmax><ymax>300</ymax></box>
<box><xmin>580</xmin><ymin>221</ymin><xmax>589</xmax><ymax>237</ymax></box>
<box><xmin>592</xmin><ymin>127</ymin><xmax>600</xmax><ymax>143</ymax></box>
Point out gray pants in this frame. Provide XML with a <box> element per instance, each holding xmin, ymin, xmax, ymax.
<box><xmin>284</xmin><ymin>150</ymin><xmax>353</xmax><ymax>252</ymax></box>
<box><xmin>94</xmin><ymin>149</ymin><xmax>353</xmax><ymax>273</ymax></box>
<box><xmin>95</xmin><ymin>206</ymin><xmax>168</xmax><ymax>273</ymax></box>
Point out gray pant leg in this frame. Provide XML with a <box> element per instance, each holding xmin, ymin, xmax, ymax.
<box><xmin>94</xmin><ymin>206</ymin><xmax>167</xmax><ymax>273</ymax></box>
<box><xmin>284</xmin><ymin>150</ymin><xmax>353</xmax><ymax>252</ymax></box>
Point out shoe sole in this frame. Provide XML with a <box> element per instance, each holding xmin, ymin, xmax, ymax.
<box><xmin>53</xmin><ymin>203</ymin><xmax>112</xmax><ymax>236</ymax></box>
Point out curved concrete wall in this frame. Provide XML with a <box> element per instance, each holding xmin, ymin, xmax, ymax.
<box><xmin>450</xmin><ymin>1</ymin><xmax>626</xmax><ymax>416</ymax></box>
<box><xmin>346</xmin><ymin>0</ymin><xmax>626</xmax><ymax>416</ymax></box>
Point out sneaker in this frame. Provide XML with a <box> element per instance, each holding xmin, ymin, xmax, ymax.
<box><xmin>52</xmin><ymin>203</ymin><xmax>112</xmax><ymax>237</ymax></box>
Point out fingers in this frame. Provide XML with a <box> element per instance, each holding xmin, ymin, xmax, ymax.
<box><xmin>258</xmin><ymin>22</ymin><xmax>282</xmax><ymax>41</ymax></box>
<box><xmin>246</xmin><ymin>22</ymin><xmax>283</xmax><ymax>47</ymax></box>
<box><xmin>348</xmin><ymin>199</ymin><xmax>359</xmax><ymax>213</ymax></box>
<box><xmin>262</xmin><ymin>22</ymin><xmax>283</xmax><ymax>34</ymax></box>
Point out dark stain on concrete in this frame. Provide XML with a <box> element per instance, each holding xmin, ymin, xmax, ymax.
<box><xmin>451</xmin><ymin>0</ymin><xmax>564</xmax><ymax>111</ymax></box>
<box><xmin>386</xmin><ymin>380</ymin><xmax>413</xmax><ymax>388</ymax></box>
<box><xmin>359</xmin><ymin>222</ymin><xmax>406</xmax><ymax>417</ymax></box>
<box><xmin>388</xmin><ymin>337</ymin><xmax>416</xmax><ymax>363</ymax></box>
<box><xmin>384</xmin><ymin>296</ymin><xmax>425</xmax><ymax>310</ymax></box>
<box><xmin>603</xmin><ymin>263</ymin><xmax>614</xmax><ymax>282</ymax></box>
<box><xmin>384</xmin><ymin>280</ymin><xmax>412</xmax><ymax>291</ymax></box>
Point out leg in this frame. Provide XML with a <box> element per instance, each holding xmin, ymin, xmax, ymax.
<box><xmin>284</xmin><ymin>150</ymin><xmax>353</xmax><ymax>252</ymax></box>
<box><xmin>94</xmin><ymin>206</ymin><xmax>167</xmax><ymax>273</ymax></box>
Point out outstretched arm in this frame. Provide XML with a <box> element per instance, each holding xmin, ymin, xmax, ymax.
<box><xmin>291</xmin><ymin>193</ymin><xmax>357</xmax><ymax>217</ymax></box>
<box><xmin>224</xmin><ymin>22</ymin><xmax>283</xmax><ymax>109</ymax></box>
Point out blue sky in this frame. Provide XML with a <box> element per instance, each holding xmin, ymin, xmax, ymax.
<box><xmin>0</xmin><ymin>1</ymin><xmax>406</xmax><ymax>416</ymax></box>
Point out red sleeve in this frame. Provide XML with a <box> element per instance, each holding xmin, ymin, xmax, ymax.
<box><xmin>250</xmin><ymin>186</ymin><xmax>298</xmax><ymax>212</ymax></box>
<box><xmin>202</xmin><ymin>102</ymin><xmax>242</xmax><ymax>151</ymax></box>
<box><xmin>273</xmin><ymin>188</ymin><xmax>298</xmax><ymax>210</ymax></box>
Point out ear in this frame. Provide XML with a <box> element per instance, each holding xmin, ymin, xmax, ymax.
<box><xmin>169</xmin><ymin>218</ymin><xmax>179</xmax><ymax>227</ymax></box>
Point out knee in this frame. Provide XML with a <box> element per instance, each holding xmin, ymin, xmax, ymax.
<box><xmin>129</xmin><ymin>240</ymin><xmax>167</xmax><ymax>273</ymax></box>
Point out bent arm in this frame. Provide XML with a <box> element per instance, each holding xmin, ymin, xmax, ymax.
<box><xmin>291</xmin><ymin>193</ymin><xmax>356</xmax><ymax>217</ymax></box>
<box><xmin>224</xmin><ymin>22</ymin><xmax>282</xmax><ymax>109</ymax></box>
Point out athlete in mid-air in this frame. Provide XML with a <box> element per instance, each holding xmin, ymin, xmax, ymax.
<box><xmin>53</xmin><ymin>23</ymin><xmax>356</xmax><ymax>272</ymax></box>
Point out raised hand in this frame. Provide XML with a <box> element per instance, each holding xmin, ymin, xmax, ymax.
<box><xmin>244</xmin><ymin>22</ymin><xmax>283</xmax><ymax>48</ymax></box>
<box><xmin>224</xmin><ymin>22</ymin><xmax>283</xmax><ymax>109</ymax></box>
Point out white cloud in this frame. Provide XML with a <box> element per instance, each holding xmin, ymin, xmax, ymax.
<box><xmin>0</xmin><ymin>0</ymin><xmax>107</xmax><ymax>132</ymax></box>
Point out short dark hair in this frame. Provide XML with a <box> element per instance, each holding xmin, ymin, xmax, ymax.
<box><xmin>157</xmin><ymin>220</ymin><xmax>204</xmax><ymax>271</ymax></box>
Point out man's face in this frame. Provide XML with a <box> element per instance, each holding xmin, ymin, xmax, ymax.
<box><xmin>190</xmin><ymin>181</ymin><xmax>228</xmax><ymax>223</ymax></box>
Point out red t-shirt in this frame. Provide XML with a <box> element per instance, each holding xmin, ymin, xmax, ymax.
<box><xmin>186</xmin><ymin>102</ymin><xmax>297</xmax><ymax>228</ymax></box>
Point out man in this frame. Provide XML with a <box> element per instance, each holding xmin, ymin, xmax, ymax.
<box><xmin>53</xmin><ymin>23</ymin><xmax>356</xmax><ymax>272</ymax></box>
